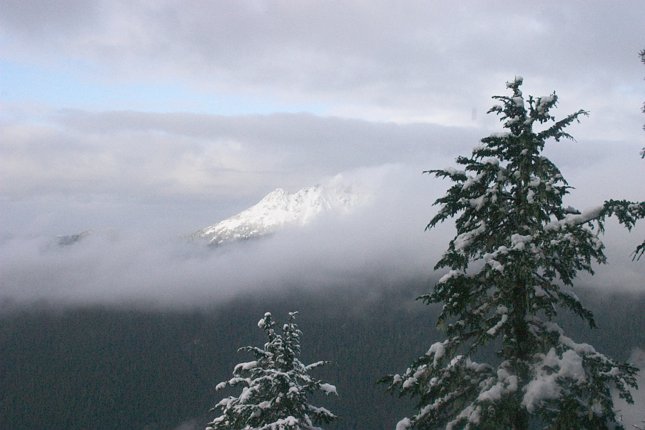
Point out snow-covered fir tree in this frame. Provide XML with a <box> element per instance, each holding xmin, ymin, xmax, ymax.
<box><xmin>206</xmin><ymin>312</ymin><xmax>337</xmax><ymax>430</ymax></box>
<box><xmin>384</xmin><ymin>77</ymin><xmax>644</xmax><ymax>429</ymax></box>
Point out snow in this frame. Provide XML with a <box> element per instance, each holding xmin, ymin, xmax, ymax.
<box><xmin>510</xmin><ymin>233</ymin><xmax>531</xmax><ymax>251</ymax></box>
<box><xmin>319</xmin><ymin>383</ymin><xmax>337</xmax><ymax>395</ymax></box>
<box><xmin>260</xmin><ymin>416</ymin><xmax>298</xmax><ymax>429</ymax></box>
<box><xmin>453</xmin><ymin>222</ymin><xmax>486</xmax><ymax>252</ymax></box>
<box><xmin>462</xmin><ymin>173</ymin><xmax>483</xmax><ymax>190</ymax></box>
<box><xmin>490</xmin><ymin>131</ymin><xmax>511</xmax><ymax>138</ymax></box>
<box><xmin>533</xmin><ymin>285</ymin><xmax>546</xmax><ymax>298</ymax></box>
<box><xmin>234</xmin><ymin>361</ymin><xmax>258</xmax><ymax>372</ymax></box>
<box><xmin>486</xmin><ymin>258</ymin><xmax>504</xmax><ymax>272</ymax></box>
<box><xmin>396</xmin><ymin>418</ymin><xmax>412</xmax><ymax>430</ymax></box>
<box><xmin>258</xmin><ymin>313</ymin><xmax>272</xmax><ymax>328</ymax></box>
<box><xmin>506</xmin><ymin>116</ymin><xmax>521</xmax><ymax>125</ymax></box>
<box><xmin>527</xmin><ymin>189</ymin><xmax>537</xmax><ymax>204</ymax></box>
<box><xmin>438</xmin><ymin>270</ymin><xmax>460</xmax><ymax>284</ymax></box>
<box><xmin>402</xmin><ymin>365</ymin><xmax>428</xmax><ymax>389</ymax></box>
<box><xmin>426</xmin><ymin>342</ymin><xmax>446</xmax><ymax>365</ymax></box>
<box><xmin>469</xmin><ymin>195</ymin><xmax>487</xmax><ymax>210</ymax></box>
<box><xmin>483</xmin><ymin>157</ymin><xmax>500</xmax><ymax>166</ymax></box>
<box><xmin>443</xmin><ymin>167</ymin><xmax>465</xmax><ymax>176</ymax></box>
<box><xmin>545</xmin><ymin>205</ymin><xmax>604</xmax><ymax>231</ymax></box>
<box><xmin>447</xmin><ymin>405</ymin><xmax>482</xmax><ymax>429</ymax></box>
<box><xmin>486</xmin><ymin>306</ymin><xmax>508</xmax><ymax>336</ymax></box>
<box><xmin>477</xmin><ymin>367</ymin><xmax>517</xmax><ymax>402</ymax></box>
<box><xmin>536</xmin><ymin>95</ymin><xmax>556</xmax><ymax>113</ymax></box>
<box><xmin>193</xmin><ymin>178</ymin><xmax>369</xmax><ymax>245</ymax></box>
<box><xmin>522</xmin><ymin>348</ymin><xmax>586</xmax><ymax>413</ymax></box>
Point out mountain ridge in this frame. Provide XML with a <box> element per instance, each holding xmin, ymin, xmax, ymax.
<box><xmin>192</xmin><ymin>181</ymin><xmax>367</xmax><ymax>246</ymax></box>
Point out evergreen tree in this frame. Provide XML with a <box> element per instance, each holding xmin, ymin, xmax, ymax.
<box><xmin>206</xmin><ymin>312</ymin><xmax>337</xmax><ymax>430</ymax></box>
<box><xmin>384</xmin><ymin>77</ymin><xmax>644</xmax><ymax>429</ymax></box>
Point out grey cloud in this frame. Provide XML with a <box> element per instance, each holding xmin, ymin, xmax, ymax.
<box><xmin>0</xmin><ymin>0</ymin><xmax>642</xmax><ymax>316</ymax></box>
<box><xmin>0</xmin><ymin>165</ymin><xmax>440</xmax><ymax>308</ymax></box>
<box><xmin>2</xmin><ymin>106</ymin><xmax>643</xmax><ymax>237</ymax></box>
<box><xmin>1</xmin><ymin>1</ymin><xmax>643</xmax><ymax>130</ymax></box>
<box><xmin>5</xmin><ymin>107</ymin><xmax>643</xmax><ymax>198</ymax></box>
<box><xmin>0</xmin><ymin>158</ymin><xmax>643</xmax><ymax>310</ymax></box>
<box><xmin>0</xmin><ymin>0</ymin><xmax>101</xmax><ymax>42</ymax></box>
<box><xmin>1</xmin><ymin>109</ymin><xmax>477</xmax><ymax>202</ymax></box>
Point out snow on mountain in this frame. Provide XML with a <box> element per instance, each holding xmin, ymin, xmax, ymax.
<box><xmin>193</xmin><ymin>180</ymin><xmax>368</xmax><ymax>246</ymax></box>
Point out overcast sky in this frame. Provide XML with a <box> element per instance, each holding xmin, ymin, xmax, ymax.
<box><xmin>0</xmin><ymin>0</ymin><xmax>644</xmax><ymax>306</ymax></box>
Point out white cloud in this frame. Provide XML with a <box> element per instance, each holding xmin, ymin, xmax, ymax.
<box><xmin>0</xmin><ymin>109</ymin><xmax>475</xmax><ymax>203</ymax></box>
<box><xmin>0</xmin><ymin>164</ymin><xmax>440</xmax><ymax>308</ymax></box>
<box><xmin>1</xmin><ymin>1</ymin><xmax>643</xmax><ymax>132</ymax></box>
<box><xmin>0</xmin><ymin>158</ymin><xmax>643</xmax><ymax>309</ymax></box>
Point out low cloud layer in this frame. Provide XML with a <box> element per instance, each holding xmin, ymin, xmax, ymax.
<box><xmin>0</xmin><ymin>165</ymin><xmax>436</xmax><ymax>308</ymax></box>
<box><xmin>1</xmin><ymin>157</ymin><xmax>643</xmax><ymax>309</ymax></box>
<box><xmin>1</xmin><ymin>65</ymin><xmax>643</xmax><ymax>309</ymax></box>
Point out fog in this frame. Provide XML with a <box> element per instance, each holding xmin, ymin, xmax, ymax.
<box><xmin>1</xmin><ymin>153</ymin><xmax>643</xmax><ymax>310</ymax></box>
<box><xmin>0</xmin><ymin>164</ymin><xmax>431</xmax><ymax>308</ymax></box>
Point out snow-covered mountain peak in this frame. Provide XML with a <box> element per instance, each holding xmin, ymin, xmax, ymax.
<box><xmin>193</xmin><ymin>180</ymin><xmax>367</xmax><ymax>246</ymax></box>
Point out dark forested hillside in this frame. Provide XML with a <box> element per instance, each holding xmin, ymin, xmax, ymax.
<box><xmin>0</xmin><ymin>283</ymin><xmax>642</xmax><ymax>430</ymax></box>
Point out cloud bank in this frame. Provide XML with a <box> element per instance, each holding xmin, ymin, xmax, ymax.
<box><xmin>1</xmin><ymin>1</ymin><xmax>643</xmax><ymax>134</ymax></box>
<box><xmin>0</xmin><ymin>165</ymin><xmax>435</xmax><ymax>308</ymax></box>
<box><xmin>0</xmin><ymin>1</ymin><xmax>643</xmax><ymax>308</ymax></box>
<box><xmin>1</xmin><ymin>156</ymin><xmax>643</xmax><ymax>310</ymax></box>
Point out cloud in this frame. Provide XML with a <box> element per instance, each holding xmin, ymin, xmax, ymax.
<box><xmin>1</xmin><ymin>104</ymin><xmax>643</xmax><ymax>311</ymax></box>
<box><xmin>0</xmin><ymin>164</ymin><xmax>441</xmax><ymax>309</ymax></box>
<box><xmin>0</xmin><ymin>108</ymin><xmax>475</xmax><ymax>204</ymax></box>
<box><xmin>1</xmin><ymin>1</ymin><xmax>643</xmax><ymax>307</ymax></box>
<box><xmin>0</xmin><ymin>156</ymin><xmax>643</xmax><ymax>310</ymax></box>
<box><xmin>1</xmin><ymin>1</ymin><xmax>643</xmax><ymax>132</ymax></box>
<box><xmin>4</xmin><ymin>106</ymin><xmax>640</xmax><ymax>209</ymax></box>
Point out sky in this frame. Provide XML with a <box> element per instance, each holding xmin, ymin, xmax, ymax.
<box><xmin>0</xmin><ymin>0</ymin><xmax>644</xmax><ymax>308</ymax></box>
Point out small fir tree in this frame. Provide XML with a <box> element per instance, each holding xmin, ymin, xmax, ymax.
<box><xmin>207</xmin><ymin>312</ymin><xmax>337</xmax><ymax>430</ymax></box>
<box><xmin>384</xmin><ymin>77</ymin><xmax>644</xmax><ymax>429</ymax></box>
